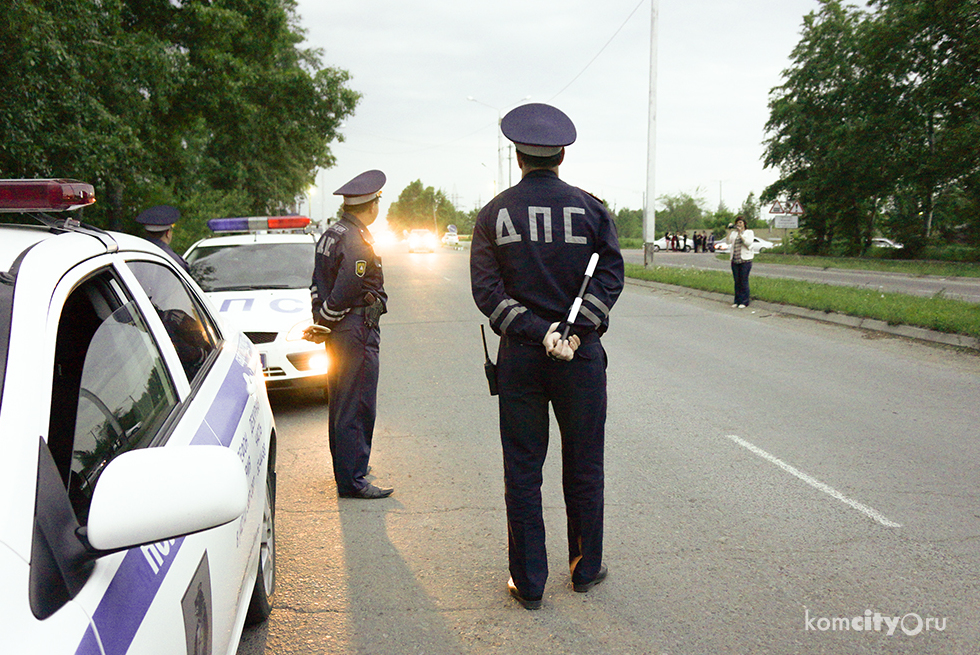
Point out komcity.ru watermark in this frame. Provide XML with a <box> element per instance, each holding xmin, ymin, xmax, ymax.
<box><xmin>805</xmin><ymin>609</ymin><xmax>947</xmax><ymax>636</ymax></box>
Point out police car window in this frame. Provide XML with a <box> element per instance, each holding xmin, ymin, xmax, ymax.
<box><xmin>48</xmin><ymin>270</ymin><xmax>179</xmax><ymax>524</ymax></box>
<box><xmin>187</xmin><ymin>242</ymin><xmax>314</xmax><ymax>291</ymax></box>
<box><xmin>0</xmin><ymin>281</ymin><xmax>11</xmax><ymax>407</ymax></box>
<box><xmin>128</xmin><ymin>261</ymin><xmax>219</xmax><ymax>382</ymax></box>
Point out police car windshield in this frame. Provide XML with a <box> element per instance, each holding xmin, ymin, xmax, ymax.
<box><xmin>187</xmin><ymin>242</ymin><xmax>314</xmax><ymax>292</ymax></box>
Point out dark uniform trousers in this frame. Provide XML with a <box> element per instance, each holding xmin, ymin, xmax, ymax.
<box><xmin>497</xmin><ymin>333</ymin><xmax>607</xmax><ymax>599</ymax></box>
<box><xmin>325</xmin><ymin>314</ymin><xmax>380</xmax><ymax>495</ymax></box>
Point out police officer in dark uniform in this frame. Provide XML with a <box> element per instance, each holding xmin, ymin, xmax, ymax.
<box><xmin>470</xmin><ymin>103</ymin><xmax>625</xmax><ymax>609</ymax></box>
<box><xmin>136</xmin><ymin>205</ymin><xmax>190</xmax><ymax>272</ymax></box>
<box><xmin>311</xmin><ymin>170</ymin><xmax>392</xmax><ymax>499</ymax></box>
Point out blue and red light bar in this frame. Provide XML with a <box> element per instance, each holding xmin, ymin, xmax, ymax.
<box><xmin>207</xmin><ymin>216</ymin><xmax>311</xmax><ymax>233</ymax></box>
<box><xmin>0</xmin><ymin>179</ymin><xmax>96</xmax><ymax>213</ymax></box>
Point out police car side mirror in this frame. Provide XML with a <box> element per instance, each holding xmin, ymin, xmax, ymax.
<box><xmin>83</xmin><ymin>446</ymin><xmax>248</xmax><ymax>552</ymax></box>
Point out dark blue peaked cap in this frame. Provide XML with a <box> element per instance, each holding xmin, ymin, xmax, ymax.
<box><xmin>500</xmin><ymin>103</ymin><xmax>576</xmax><ymax>157</ymax></box>
<box><xmin>136</xmin><ymin>205</ymin><xmax>180</xmax><ymax>231</ymax></box>
<box><xmin>334</xmin><ymin>169</ymin><xmax>386</xmax><ymax>205</ymax></box>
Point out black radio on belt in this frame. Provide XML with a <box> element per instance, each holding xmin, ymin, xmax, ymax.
<box><xmin>481</xmin><ymin>325</ymin><xmax>498</xmax><ymax>396</ymax></box>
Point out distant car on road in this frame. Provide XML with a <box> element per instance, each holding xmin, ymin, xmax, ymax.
<box><xmin>184</xmin><ymin>217</ymin><xmax>330</xmax><ymax>394</ymax></box>
<box><xmin>652</xmin><ymin>235</ymin><xmax>693</xmax><ymax>252</ymax></box>
<box><xmin>441</xmin><ymin>232</ymin><xmax>460</xmax><ymax>247</ymax></box>
<box><xmin>408</xmin><ymin>228</ymin><xmax>437</xmax><ymax>252</ymax></box>
<box><xmin>714</xmin><ymin>235</ymin><xmax>775</xmax><ymax>254</ymax></box>
<box><xmin>871</xmin><ymin>237</ymin><xmax>904</xmax><ymax>249</ymax></box>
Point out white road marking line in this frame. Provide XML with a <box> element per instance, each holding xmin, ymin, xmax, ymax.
<box><xmin>725</xmin><ymin>434</ymin><xmax>902</xmax><ymax>528</ymax></box>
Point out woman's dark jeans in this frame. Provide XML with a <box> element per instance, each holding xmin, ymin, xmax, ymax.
<box><xmin>731</xmin><ymin>260</ymin><xmax>752</xmax><ymax>306</ymax></box>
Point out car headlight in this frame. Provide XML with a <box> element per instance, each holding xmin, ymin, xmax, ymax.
<box><xmin>306</xmin><ymin>351</ymin><xmax>330</xmax><ymax>371</ymax></box>
<box><xmin>286</xmin><ymin>318</ymin><xmax>313</xmax><ymax>342</ymax></box>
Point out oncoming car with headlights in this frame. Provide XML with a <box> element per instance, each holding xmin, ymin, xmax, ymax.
<box><xmin>0</xmin><ymin>179</ymin><xmax>276</xmax><ymax>655</ymax></box>
<box><xmin>408</xmin><ymin>228</ymin><xmax>437</xmax><ymax>253</ymax></box>
<box><xmin>184</xmin><ymin>217</ymin><xmax>329</xmax><ymax>395</ymax></box>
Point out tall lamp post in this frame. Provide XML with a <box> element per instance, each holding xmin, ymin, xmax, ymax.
<box><xmin>643</xmin><ymin>0</ymin><xmax>659</xmax><ymax>267</ymax></box>
<box><xmin>467</xmin><ymin>96</ymin><xmax>531</xmax><ymax>193</ymax></box>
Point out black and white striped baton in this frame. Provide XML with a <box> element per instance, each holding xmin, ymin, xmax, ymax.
<box><xmin>561</xmin><ymin>252</ymin><xmax>599</xmax><ymax>341</ymax></box>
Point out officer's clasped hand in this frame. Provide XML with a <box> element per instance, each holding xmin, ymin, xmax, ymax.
<box><xmin>543</xmin><ymin>322</ymin><xmax>580</xmax><ymax>362</ymax></box>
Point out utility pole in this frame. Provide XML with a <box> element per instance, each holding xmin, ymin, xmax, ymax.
<box><xmin>467</xmin><ymin>96</ymin><xmax>530</xmax><ymax>193</ymax></box>
<box><xmin>643</xmin><ymin>0</ymin><xmax>659</xmax><ymax>267</ymax></box>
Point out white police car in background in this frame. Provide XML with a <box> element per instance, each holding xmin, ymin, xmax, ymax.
<box><xmin>0</xmin><ymin>180</ymin><xmax>276</xmax><ymax>654</ymax></box>
<box><xmin>183</xmin><ymin>217</ymin><xmax>329</xmax><ymax>394</ymax></box>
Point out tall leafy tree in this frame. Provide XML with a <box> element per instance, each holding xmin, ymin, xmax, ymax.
<box><xmin>614</xmin><ymin>208</ymin><xmax>643</xmax><ymax>240</ymax></box>
<box><xmin>386</xmin><ymin>180</ymin><xmax>464</xmax><ymax>235</ymax></box>
<box><xmin>738</xmin><ymin>192</ymin><xmax>762</xmax><ymax>227</ymax></box>
<box><xmin>869</xmin><ymin>0</ymin><xmax>980</xmax><ymax>242</ymax></box>
<box><xmin>0</xmin><ymin>0</ymin><xmax>359</xmax><ymax>246</ymax></box>
<box><xmin>763</xmin><ymin>1</ymin><xmax>897</xmax><ymax>255</ymax></box>
<box><xmin>1</xmin><ymin>0</ymin><xmax>160</xmax><ymax>227</ymax></box>
<box><xmin>763</xmin><ymin>0</ymin><xmax>980</xmax><ymax>255</ymax></box>
<box><xmin>656</xmin><ymin>191</ymin><xmax>705</xmax><ymax>235</ymax></box>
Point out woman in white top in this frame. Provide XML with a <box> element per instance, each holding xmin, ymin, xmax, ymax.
<box><xmin>725</xmin><ymin>216</ymin><xmax>754</xmax><ymax>308</ymax></box>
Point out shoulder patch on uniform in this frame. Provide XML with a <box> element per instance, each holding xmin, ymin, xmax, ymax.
<box><xmin>355</xmin><ymin>260</ymin><xmax>367</xmax><ymax>277</ymax></box>
<box><xmin>582</xmin><ymin>188</ymin><xmax>606</xmax><ymax>205</ymax></box>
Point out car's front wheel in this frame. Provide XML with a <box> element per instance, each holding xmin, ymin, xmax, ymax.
<box><xmin>245</xmin><ymin>444</ymin><xmax>276</xmax><ymax>625</ymax></box>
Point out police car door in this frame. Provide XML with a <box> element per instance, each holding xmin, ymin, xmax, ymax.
<box><xmin>28</xmin><ymin>249</ymin><xmax>191</xmax><ymax>654</ymax></box>
<box><xmin>119</xmin><ymin>254</ymin><xmax>271</xmax><ymax>655</ymax></box>
<box><xmin>33</xmin><ymin>250</ymin><xmax>233</xmax><ymax>655</ymax></box>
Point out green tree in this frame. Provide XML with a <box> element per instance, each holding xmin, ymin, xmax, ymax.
<box><xmin>762</xmin><ymin>0</ymin><xmax>980</xmax><ymax>256</ymax></box>
<box><xmin>869</xmin><ymin>0</ymin><xmax>980</xmax><ymax>241</ymax></box>
<box><xmin>707</xmin><ymin>206</ymin><xmax>737</xmax><ymax>237</ymax></box>
<box><xmin>614</xmin><ymin>208</ymin><xmax>643</xmax><ymax>240</ymax></box>
<box><xmin>386</xmin><ymin>180</ymin><xmax>465</xmax><ymax>236</ymax></box>
<box><xmin>0</xmin><ymin>0</ymin><xmax>359</xmax><ymax>251</ymax></box>
<box><xmin>762</xmin><ymin>1</ymin><xmax>895</xmax><ymax>256</ymax></box>
<box><xmin>656</xmin><ymin>192</ymin><xmax>706</xmax><ymax>235</ymax></box>
<box><xmin>738</xmin><ymin>192</ymin><xmax>763</xmax><ymax>228</ymax></box>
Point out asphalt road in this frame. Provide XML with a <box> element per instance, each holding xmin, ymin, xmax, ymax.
<box><xmin>239</xmin><ymin>244</ymin><xmax>980</xmax><ymax>654</ymax></box>
<box><xmin>624</xmin><ymin>249</ymin><xmax>980</xmax><ymax>304</ymax></box>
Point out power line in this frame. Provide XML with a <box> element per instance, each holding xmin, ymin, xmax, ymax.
<box><xmin>549</xmin><ymin>0</ymin><xmax>647</xmax><ymax>102</ymax></box>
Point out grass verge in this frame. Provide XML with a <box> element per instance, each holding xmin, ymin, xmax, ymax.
<box><xmin>753</xmin><ymin>254</ymin><xmax>980</xmax><ymax>278</ymax></box>
<box><xmin>625</xmin><ymin>263</ymin><xmax>980</xmax><ymax>340</ymax></box>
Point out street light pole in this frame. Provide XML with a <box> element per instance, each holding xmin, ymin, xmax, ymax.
<box><xmin>643</xmin><ymin>0</ymin><xmax>659</xmax><ymax>268</ymax></box>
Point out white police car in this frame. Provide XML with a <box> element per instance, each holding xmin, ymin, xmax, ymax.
<box><xmin>183</xmin><ymin>218</ymin><xmax>328</xmax><ymax>394</ymax></box>
<box><xmin>0</xmin><ymin>180</ymin><xmax>276</xmax><ymax>654</ymax></box>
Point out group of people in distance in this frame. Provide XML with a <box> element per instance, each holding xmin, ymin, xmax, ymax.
<box><xmin>663</xmin><ymin>230</ymin><xmax>716</xmax><ymax>253</ymax></box>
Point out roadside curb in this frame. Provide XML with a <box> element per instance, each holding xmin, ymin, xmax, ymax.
<box><xmin>626</xmin><ymin>277</ymin><xmax>980</xmax><ymax>352</ymax></box>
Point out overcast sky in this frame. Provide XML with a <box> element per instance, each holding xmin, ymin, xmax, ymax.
<box><xmin>293</xmin><ymin>0</ymin><xmax>823</xmax><ymax>226</ymax></box>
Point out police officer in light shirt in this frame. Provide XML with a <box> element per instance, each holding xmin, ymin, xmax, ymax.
<box><xmin>470</xmin><ymin>103</ymin><xmax>624</xmax><ymax>609</ymax></box>
<box><xmin>311</xmin><ymin>170</ymin><xmax>392</xmax><ymax>499</ymax></box>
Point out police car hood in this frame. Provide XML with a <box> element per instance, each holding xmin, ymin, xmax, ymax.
<box><xmin>206</xmin><ymin>288</ymin><xmax>311</xmax><ymax>333</ymax></box>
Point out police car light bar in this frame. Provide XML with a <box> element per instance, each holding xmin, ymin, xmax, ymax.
<box><xmin>0</xmin><ymin>179</ymin><xmax>96</xmax><ymax>213</ymax></box>
<box><xmin>207</xmin><ymin>216</ymin><xmax>311</xmax><ymax>232</ymax></box>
